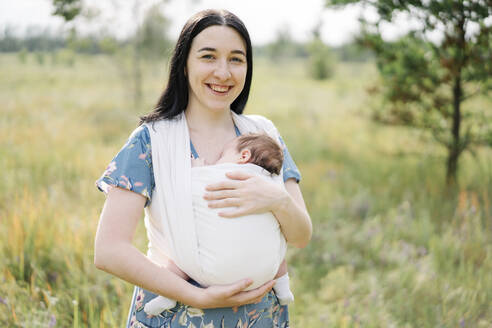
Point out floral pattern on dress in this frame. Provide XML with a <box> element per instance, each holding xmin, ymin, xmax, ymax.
<box><xmin>127</xmin><ymin>286</ymin><xmax>289</xmax><ymax>328</ymax></box>
<box><xmin>96</xmin><ymin>125</ymin><xmax>154</xmax><ymax>207</ymax></box>
<box><xmin>135</xmin><ymin>289</ymin><xmax>145</xmax><ymax>312</ymax></box>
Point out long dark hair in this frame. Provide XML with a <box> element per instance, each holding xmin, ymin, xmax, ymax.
<box><xmin>139</xmin><ymin>9</ymin><xmax>253</xmax><ymax>124</ymax></box>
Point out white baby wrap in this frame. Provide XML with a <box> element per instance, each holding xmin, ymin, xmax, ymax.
<box><xmin>191</xmin><ymin>163</ymin><xmax>286</xmax><ymax>289</ymax></box>
<box><xmin>142</xmin><ymin>112</ymin><xmax>286</xmax><ymax>289</ymax></box>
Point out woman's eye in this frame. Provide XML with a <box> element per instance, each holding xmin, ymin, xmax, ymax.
<box><xmin>201</xmin><ymin>54</ymin><xmax>214</xmax><ymax>60</ymax></box>
<box><xmin>230</xmin><ymin>57</ymin><xmax>244</xmax><ymax>63</ymax></box>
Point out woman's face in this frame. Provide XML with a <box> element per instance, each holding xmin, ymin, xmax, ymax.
<box><xmin>186</xmin><ymin>25</ymin><xmax>247</xmax><ymax>114</ymax></box>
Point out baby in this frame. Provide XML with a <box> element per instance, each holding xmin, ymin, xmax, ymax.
<box><xmin>144</xmin><ymin>133</ymin><xmax>294</xmax><ymax>316</ymax></box>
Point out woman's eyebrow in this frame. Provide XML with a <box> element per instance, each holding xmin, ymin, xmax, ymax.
<box><xmin>231</xmin><ymin>50</ymin><xmax>246</xmax><ymax>56</ymax></box>
<box><xmin>198</xmin><ymin>47</ymin><xmax>216</xmax><ymax>52</ymax></box>
<box><xmin>197</xmin><ymin>47</ymin><xmax>246</xmax><ymax>56</ymax></box>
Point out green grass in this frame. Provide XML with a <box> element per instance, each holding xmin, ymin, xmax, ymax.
<box><xmin>1</xmin><ymin>52</ymin><xmax>491</xmax><ymax>327</ymax></box>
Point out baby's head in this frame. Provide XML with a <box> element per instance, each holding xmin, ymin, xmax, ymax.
<box><xmin>216</xmin><ymin>133</ymin><xmax>284</xmax><ymax>175</ymax></box>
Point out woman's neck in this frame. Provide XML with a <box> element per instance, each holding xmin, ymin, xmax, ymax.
<box><xmin>185</xmin><ymin>106</ymin><xmax>234</xmax><ymax>135</ymax></box>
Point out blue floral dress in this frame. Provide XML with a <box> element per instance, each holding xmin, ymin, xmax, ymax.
<box><xmin>96</xmin><ymin>124</ymin><xmax>301</xmax><ymax>328</ymax></box>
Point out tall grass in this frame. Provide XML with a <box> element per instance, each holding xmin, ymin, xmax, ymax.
<box><xmin>1</xmin><ymin>53</ymin><xmax>491</xmax><ymax>327</ymax></box>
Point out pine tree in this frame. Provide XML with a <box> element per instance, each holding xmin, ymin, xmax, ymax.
<box><xmin>327</xmin><ymin>0</ymin><xmax>492</xmax><ymax>186</ymax></box>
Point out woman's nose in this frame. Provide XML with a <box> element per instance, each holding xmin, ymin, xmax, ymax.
<box><xmin>213</xmin><ymin>60</ymin><xmax>232</xmax><ymax>80</ymax></box>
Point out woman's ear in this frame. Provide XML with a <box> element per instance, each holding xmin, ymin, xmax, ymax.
<box><xmin>238</xmin><ymin>149</ymin><xmax>251</xmax><ymax>163</ymax></box>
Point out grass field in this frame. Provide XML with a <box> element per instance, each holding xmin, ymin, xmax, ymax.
<box><xmin>1</xmin><ymin>52</ymin><xmax>491</xmax><ymax>327</ymax></box>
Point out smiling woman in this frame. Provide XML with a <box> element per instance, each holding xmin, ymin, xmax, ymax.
<box><xmin>94</xmin><ymin>9</ymin><xmax>311</xmax><ymax>328</ymax></box>
<box><xmin>186</xmin><ymin>25</ymin><xmax>247</xmax><ymax>119</ymax></box>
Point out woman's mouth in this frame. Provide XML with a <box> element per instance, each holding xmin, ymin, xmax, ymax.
<box><xmin>207</xmin><ymin>83</ymin><xmax>232</xmax><ymax>94</ymax></box>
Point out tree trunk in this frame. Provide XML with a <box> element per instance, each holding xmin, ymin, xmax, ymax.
<box><xmin>446</xmin><ymin>14</ymin><xmax>466</xmax><ymax>187</ymax></box>
<box><xmin>446</xmin><ymin>73</ymin><xmax>462</xmax><ymax>186</ymax></box>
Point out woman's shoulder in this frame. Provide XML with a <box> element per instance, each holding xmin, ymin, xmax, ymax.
<box><xmin>128</xmin><ymin>124</ymin><xmax>151</xmax><ymax>144</ymax></box>
<box><xmin>243</xmin><ymin>114</ymin><xmax>275</xmax><ymax>126</ymax></box>
<box><xmin>237</xmin><ymin>113</ymin><xmax>278</xmax><ymax>136</ymax></box>
<box><xmin>96</xmin><ymin>124</ymin><xmax>154</xmax><ymax>206</ymax></box>
<box><xmin>141</xmin><ymin>115</ymin><xmax>186</xmax><ymax>135</ymax></box>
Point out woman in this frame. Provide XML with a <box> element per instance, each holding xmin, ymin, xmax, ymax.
<box><xmin>94</xmin><ymin>9</ymin><xmax>312</xmax><ymax>328</ymax></box>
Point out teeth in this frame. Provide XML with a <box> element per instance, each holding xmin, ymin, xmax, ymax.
<box><xmin>209</xmin><ymin>84</ymin><xmax>229</xmax><ymax>92</ymax></box>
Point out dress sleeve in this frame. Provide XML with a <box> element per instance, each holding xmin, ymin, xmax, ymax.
<box><xmin>95</xmin><ymin>125</ymin><xmax>154</xmax><ymax>207</ymax></box>
<box><xmin>279</xmin><ymin>136</ymin><xmax>301</xmax><ymax>183</ymax></box>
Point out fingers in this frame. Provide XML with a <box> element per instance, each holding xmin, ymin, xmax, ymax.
<box><xmin>205</xmin><ymin>180</ymin><xmax>241</xmax><ymax>192</ymax></box>
<box><xmin>207</xmin><ymin>279</ymin><xmax>274</xmax><ymax>308</ymax></box>
<box><xmin>225</xmin><ymin>279</ymin><xmax>253</xmax><ymax>297</ymax></box>
<box><xmin>218</xmin><ymin>208</ymin><xmax>248</xmax><ymax>218</ymax></box>
<box><xmin>225</xmin><ymin>171</ymin><xmax>254</xmax><ymax>181</ymax></box>
<box><xmin>258</xmin><ymin>279</ymin><xmax>276</xmax><ymax>292</ymax></box>
<box><xmin>202</xmin><ymin>279</ymin><xmax>276</xmax><ymax>309</ymax></box>
<box><xmin>233</xmin><ymin>280</ymin><xmax>275</xmax><ymax>305</ymax></box>
<box><xmin>208</xmin><ymin>199</ymin><xmax>242</xmax><ymax>210</ymax></box>
<box><xmin>203</xmin><ymin>189</ymin><xmax>240</xmax><ymax>201</ymax></box>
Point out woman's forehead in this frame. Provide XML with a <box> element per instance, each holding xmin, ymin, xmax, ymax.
<box><xmin>191</xmin><ymin>25</ymin><xmax>246</xmax><ymax>53</ymax></box>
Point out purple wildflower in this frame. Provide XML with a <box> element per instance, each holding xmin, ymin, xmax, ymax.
<box><xmin>49</xmin><ymin>314</ymin><xmax>57</xmax><ymax>327</ymax></box>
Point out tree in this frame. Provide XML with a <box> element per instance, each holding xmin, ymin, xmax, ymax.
<box><xmin>52</xmin><ymin>0</ymin><xmax>82</xmax><ymax>21</ymax></box>
<box><xmin>51</xmin><ymin>0</ymin><xmax>172</xmax><ymax>106</ymax></box>
<box><xmin>128</xmin><ymin>1</ymin><xmax>172</xmax><ymax>106</ymax></box>
<box><xmin>137</xmin><ymin>4</ymin><xmax>172</xmax><ymax>59</ymax></box>
<box><xmin>307</xmin><ymin>21</ymin><xmax>334</xmax><ymax>80</ymax></box>
<box><xmin>327</xmin><ymin>0</ymin><xmax>492</xmax><ymax>186</ymax></box>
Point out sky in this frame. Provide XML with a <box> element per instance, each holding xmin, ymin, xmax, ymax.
<box><xmin>0</xmin><ymin>0</ymin><xmax>450</xmax><ymax>46</ymax></box>
<box><xmin>0</xmin><ymin>0</ymin><xmax>375</xmax><ymax>46</ymax></box>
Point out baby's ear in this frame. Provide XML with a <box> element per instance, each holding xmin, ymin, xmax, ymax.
<box><xmin>238</xmin><ymin>149</ymin><xmax>251</xmax><ymax>163</ymax></box>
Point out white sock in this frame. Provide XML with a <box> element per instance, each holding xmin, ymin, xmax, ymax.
<box><xmin>143</xmin><ymin>296</ymin><xmax>177</xmax><ymax>316</ymax></box>
<box><xmin>273</xmin><ymin>273</ymin><xmax>294</xmax><ymax>305</ymax></box>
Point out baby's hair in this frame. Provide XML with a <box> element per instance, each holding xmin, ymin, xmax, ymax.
<box><xmin>235</xmin><ymin>133</ymin><xmax>284</xmax><ymax>175</ymax></box>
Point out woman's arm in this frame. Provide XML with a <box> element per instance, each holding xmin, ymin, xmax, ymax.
<box><xmin>94</xmin><ymin>187</ymin><xmax>275</xmax><ymax>308</ymax></box>
<box><xmin>272</xmin><ymin>178</ymin><xmax>312</xmax><ymax>248</ymax></box>
<box><xmin>204</xmin><ymin>174</ymin><xmax>312</xmax><ymax>248</ymax></box>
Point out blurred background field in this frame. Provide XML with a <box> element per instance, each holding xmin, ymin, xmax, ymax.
<box><xmin>1</xmin><ymin>1</ymin><xmax>492</xmax><ymax>326</ymax></box>
<box><xmin>1</xmin><ymin>51</ymin><xmax>491</xmax><ymax>327</ymax></box>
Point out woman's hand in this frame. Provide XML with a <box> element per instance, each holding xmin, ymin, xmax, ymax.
<box><xmin>205</xmin><ymin>172</ymin><xmax>312</xmax><ymax>248</ymax></box>
<box><xmin>193</xmin><ymin>279</ymin><xmax>276</xmax><ymax>309</ymax></box>
<box><xmin>204</xmin><ymin>171</ymin><xmax>288</xmax><ymax>218</ymax></box>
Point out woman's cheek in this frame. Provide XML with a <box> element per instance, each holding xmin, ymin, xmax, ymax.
<box><xmin>234</xmin><ymin>68</ymin><xmax>247</xmax><ymax>90</ymax></box>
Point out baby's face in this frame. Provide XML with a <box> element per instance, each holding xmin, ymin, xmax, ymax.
<box><xmin>215</xmin><ymin>139</ymin><xmax>241</xmax><ymax>165</ymax></box>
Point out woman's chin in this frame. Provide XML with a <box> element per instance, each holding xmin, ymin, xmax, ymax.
<box><xmin>200</xmin><ymin>97</ymin><xmax>238</xmax><ymax>112</ymax></box>
<box><xmin>204</xmin><ymin>103</ymin><xmax>233</xmax><ymax>113</ymax></box>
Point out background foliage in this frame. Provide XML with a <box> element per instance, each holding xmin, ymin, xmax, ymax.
<box><xmin>1</xmin><ymin>50</ymin><xmax>491</xmax><ymax>327</ymax></box>
<box><xmin>327</xmin><ymin>0</ymin><xmax>492</xmax><ymax>185</ymax></box>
